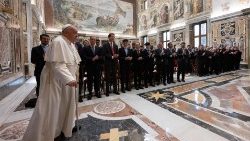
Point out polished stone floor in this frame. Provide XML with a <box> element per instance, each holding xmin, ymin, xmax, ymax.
<box><xmin>0</xmin><ymin>69</ymin><xmax>250</xmax><ymax>141</ymax></box>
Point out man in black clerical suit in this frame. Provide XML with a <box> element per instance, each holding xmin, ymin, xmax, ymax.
<box><xmin>82</xmin><ymin>36</ymin><xmax>103</xmax><ymax>100</ymax></box>
<box><xmin>176</xmin><ymin>42</ymin><xmax>189</xmax><ymax>82</ymax></box>
<box><xmin>155</xmin><ymin>43</ymin><xmax>166</xmax><ymax>85</ymax></box>
<box><xmin>31</xmin><ymin>34</ymin><xmax>50</xmax><ymax>96</ymax></box>
<box><xmin>119</xmin><ymin>39</ymin><xmax>133</xmax><ymax>93</ymax></box>
<box><xmin>165</xmin><ymin>42</ymin><xmax>176</xmax><ymax>84</ymax></box>
<box><xmin>102</xmin><ymin>33</ymin><xmax>119</xmax><ymax>96</ymax></box>
<box><xmin>142</xmin><ymin>42</ymin><xmax>155</xmax><ymax>87</ymax></box>
<box><xmin>132</xmin><ymin>43</ymin><xmax>144</xmax><ymax>90</ymax></box>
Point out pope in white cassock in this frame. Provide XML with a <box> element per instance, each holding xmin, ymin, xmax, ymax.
<box><xmin>23</xmin><ymin>24</ymin><xmax>81</xmax><ymax>141</ymax></box>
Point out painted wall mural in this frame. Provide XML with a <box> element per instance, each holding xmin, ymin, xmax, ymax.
<box><xmin>190</xmin><ymin>0</ymin><xmax>203</xmax><ymax>15</ymax></box>
<box><xmin>211</xmin><ymin>17</ymin><xmax>248</xmax><ymax>63</ymax></box>
<box><xmin>51</xmin><ymin>0</ymin><xmax>134</xmax><ymax>35</ymax></box>
<box><xmin>211</xmin><ymin>0</ymin><xmax>250</xmax><ymax>18</ymax></box>
<box><xmin>137</xmin><ymin>0</ymin><xmax>170</xmax><ymax>32</ymax></box>
<box><xmin>173</xmin><ymin>0</ymin><xmax>184</xmax><ymax>20</ymax></box>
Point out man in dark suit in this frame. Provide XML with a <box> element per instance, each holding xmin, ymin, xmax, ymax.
<box><xmin>83</xmin><ymin>36</ymin><xmax>103</xmax><ymax>100</ymax></box>
<box><xmin>75</xmin><ymin>39</ymin><xmax>85</xmax><ymax>102</ymax></box>
<box><xmin>119</xmin><ymin>39</ymin><xmax>133</xmax><ymax>93</ymax></box>
<box><xmin>176</xmin><ymin>42</ymin><xmax>189</xmax><ymax>82</ymax></box>
<box><xmin>102</xmin><ymin>33</ymin><xmax>119</xmax><ymax>96</ymax></box>
<box><xmin>31</xmin><ymin>34</ymin><xmax>50</xmax><ymax>96</ymax></box>
<box><xmin>132</xmin><ymin>42</ymin><xmax>144</xmax><ymax>90</ymax></box>
<box><xmin>165</xmin><ymin>42</ymin><xmax>176</xmax><ymax>83</ymax></box>
<box><xmin>155</xmin><ymin>43</ymin><xmax>166</xmax><ymax>85</ymax></box>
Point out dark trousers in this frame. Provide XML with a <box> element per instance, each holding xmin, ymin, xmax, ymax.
<box><xmin>166</xmin><ymin>64</ymin><xmax>174</xmax><ymax>83</ymax></box>
<box><xmin>120</xmin><ymin>66</ymin><xmax>131</xmax><ymax>90</ymax></box>
<box><xmin>177</xmin><ymin>61</ymin><xmax>186</xmax><ymax>81</ymax></box>
<box><xmin>87</xmin><ymin>67</ymin><xmax>101</xmax><ymax>96</ymax></box>
<box><xmin>105</xmin><ymin>61</ymin><xmax>118</xmax><ymax>93</ymax></box>
<box><xmin>35</xmin><ymin>74</ymin><xmax>41</xmax><ymax>96</ymax></box>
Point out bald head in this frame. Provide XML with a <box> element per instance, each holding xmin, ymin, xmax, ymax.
<box><xmin>61</xmin><ymin>24</ymin><xmax>78</xmax><ymax>43</ymax></box>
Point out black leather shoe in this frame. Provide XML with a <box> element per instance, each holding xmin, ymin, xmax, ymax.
<box><xmin>182</xmin><ymin>80</ymin><xmax>185</xmax><ymax>82</ymax></box>
<box><xmin>96</xmin><ymin>94</ymin><xmax>101</xmax><ymax>98</ymax></box>
<box><xmin>54</xmin><ymin>132</ymin><xmax>66</xmax><ymax>141</ymax></box>
<box><xmin>87</xmin><ymin>96</ymin><xmax>92</xmax><ymax>100</ymax></box>
<box><xmin>177</xmin><ymin>79</ymin><xmax>181</xmax><ymax>82</ymax></box>
<box><xmin>72</xmin><ymin>125</ymin><xmax>81</xmax><ymax>133</ymax></box>
<box><xmin>121</xmin><ymin>90</ymin><xmax>125</xmax><ymax>93</ymax></box>
<box><xmin>114</xmin><ymin>91</ymin><xmax>120</xmax><ymax>95</ymax></box>
<box><xmin>78</xmin><ymin>97</ymin><xmax>83</xmax><ymax>102</ymax></box>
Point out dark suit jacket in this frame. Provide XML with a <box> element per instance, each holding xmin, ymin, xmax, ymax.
<box><xmin>82</xmin><ymin>45</ymin><xmax>103</xmax><ymax>71</ymax></box>
<box><xmin>118</xmin><ymin>47</ymin><xmax>133</xmax><ymax>68</ymax></box>
<box><xmin>102</xmin><ymin>42</ymin><xmax>119</xmax><ymax>62</ymax></box>
<box><xmin>31</xmin><ymin>45</ymin><xmax>45</xmax><ymax>76</ymax></box>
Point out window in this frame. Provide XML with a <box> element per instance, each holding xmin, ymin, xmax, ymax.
<box><xmin>144</xmin><ymin>0</ymin><xmax>148</xmax><ymax>10</ymax></box>
<box><xmin>193</xmin><ymin>22</ymin><xmax>207</xmax><ymax>47</ymax></box>
<box><xmin>162</xmin><ymin>31</ymin><xmax>170</xmax><ymax>48</ymax></box>
<box><xmin>143</xmin><ymin>36</ymin><xmax>148</xmax><ymax>45</ymax></box>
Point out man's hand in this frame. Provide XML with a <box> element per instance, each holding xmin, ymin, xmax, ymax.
<box><xmin>66</xmin><ymin>80</ymin><xmax>77</xmax><ymax>87</ymax></box>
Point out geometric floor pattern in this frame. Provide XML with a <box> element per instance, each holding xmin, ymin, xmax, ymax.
<box><xmin>0</xmin><ymin>69</ymin><xmax>250</xmax><ymax>141</ymax></box>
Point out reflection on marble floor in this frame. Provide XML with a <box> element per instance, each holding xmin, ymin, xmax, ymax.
<box><xmin>139</xmin><ymin>70</ymin><xmax>250</xmax><ymax>141</ymax></box>
<box><xmin>0</xmin><ymin>69</ymin><xmax>250</xmax><ymax>141</ymax></box>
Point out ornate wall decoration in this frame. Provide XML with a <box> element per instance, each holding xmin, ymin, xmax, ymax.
<box><xmin>173</xmin><ymin>31</ymin><xmax>184</xmax><ymax>46</ymax></box>
<box><xmin>173</xmin><ymin>0</ymin><xmax>184</xmax><ymax>20</ymax></box>
<box><xmin>211</xmin><ymin>17</ymin><xmax>248</xmax><ymax>63</ymax></box>
<box><xmin>159</xmin><ymin>5</ymin><xmax>169</xmax><ymax>24</ymax></box>
<box><xmin>221</xmin><ymin>22</ymin><xmax>235</xmax><ymax>36</ymax></box>
<box><xmin>148</xmin><ymin>35</ymin><xmax>157</xmax><ymax>47</ymax></box>
<box><xmin>50</xmin><ymin>0</ymin><xmax>134</xmax><ymax>35</ymax></box>
<box><xmin>0</xmin><ymin>27</ymin><xmax>11</xmax><ymax>66</ymax></box>
<box><xmin>137</xmin><ymin>0</ymin><xmax>170</xmax><ymax>32</ymax></box>
<box><xmin>190</xmin><ymin>0</ymin><xmax>203</xmax><ymax>15</ymax></box>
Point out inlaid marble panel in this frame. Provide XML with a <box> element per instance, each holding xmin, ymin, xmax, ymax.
<box><xmin>167</xmin><ymin>81</ymin><xmax>212</xmax><ymax>95</ymax></box>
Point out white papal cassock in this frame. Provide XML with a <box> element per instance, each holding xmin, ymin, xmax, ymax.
<box><xmin>23</xmin><ymin>35</ymin><xmax>81</xmax><ymax>141</ymax></box>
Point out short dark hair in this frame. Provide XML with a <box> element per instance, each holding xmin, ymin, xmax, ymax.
<box><xmin>108</xmin><ymin>33</ymin><xmax>115</xmax><ymax>38</ymax></box>
<box><xmin>40</xmin><ymin>34</ymin><xmax>49</xmax><ymax>39</ymax></box>
<box><xmin>144</xmin><ymin>42</ymin><xmax>150</xmax><ymax>46</ymax></box>
<box><xmin>122</xmin><ymin>39</ymin><xmax>128</xmax><ymax>43</ymax></box>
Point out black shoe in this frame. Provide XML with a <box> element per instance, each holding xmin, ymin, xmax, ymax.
<box><xmin>182</xmin><ymin>79</ymin><xmax>185</xmax><ymax>82</ymax></box>
<box><xmin>145</xmin><ymin>85</ymin><xmax>148</xmax><ymax>88</ymax></box>
<box><xmin>54</xmin><ymin>132</ymin><xmax>66</xmax><ymax>141</ymax></box>
<box><xmin>121</xmin><ymin>90</ymin><xmax>125</xmax><ymax>93</ymax></box>
<box><xmin>96</xmin><ymin>94</ymin><xmax>101</xmax><ymax>98</ymax></box>
<box><xmin>135</xmin><ymin>87</ymin><xmax>139</xmax><ymax>90</ymax></box>
<box><xmin>139</xmin><ymin>87</ymin><xmax>144</xmax><ymax>89</ymax></box>
<box><xmin>87</xmin><ymin>96</ymin><xmax>92</xmax><ymax>100</ymax></box>
<box><xmin>163</xmin><ymin>83</ymin><xmax>167</xmax><ymax>86</ymax></box>
<box><xmin>72</xmin><ymin>125</ymin><xmax>81</xmax><ymax>133</ymax></box>
<box><xmin>172</xmin><ymin>81</ymin><xmax>176</xmax><ymax>83</ymax></box>
<box><xmin>114</xmin><ymin>91</ymin><xmax>120</xmax><ymax>95</ymax></box>
<box><xmin>78</xmin><ymin>97</ymin><xmax>83</xmax><ymax>102</ymax></box>
<box><xmin>177</xmin><ymin>79</ymin><xmax>181</xmax><ymax>82</ymax></box>
<box><xmin>126</xmin><ymin>88</ymin><xmax>131</xmax><ymax>91</ymax></box>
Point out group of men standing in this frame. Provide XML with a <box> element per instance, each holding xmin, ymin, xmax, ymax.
<box><xmin>28</xmin><ymin>25</ymin><xmax>242</xmax><ymax>140</ymax></box>
<box><xmin>31</xmin><ymin>32</ymin><xmax>242</xmax><ymax>103</ymax></box>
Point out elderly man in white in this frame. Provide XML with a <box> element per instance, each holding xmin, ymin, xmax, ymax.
<box><xmin>23</xmin><ymin>24</ymin><xmax>81</xmax><ymax>141</ymax></box>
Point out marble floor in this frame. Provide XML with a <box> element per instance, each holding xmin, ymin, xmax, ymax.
<box><xmin>0</xmin><ymin>69</ymin><xmax>250</xmax><ymax>141</ymax></box>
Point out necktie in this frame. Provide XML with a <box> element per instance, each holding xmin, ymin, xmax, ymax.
<box><xmin>92</xmin><ymin>47</ymin><xmax>95</xmax><ymax>55</ymax></box>
<box><xmin>111</xmin><ymin>43</ymin><xmax>115</xmax><ymax>55</ymax></box>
